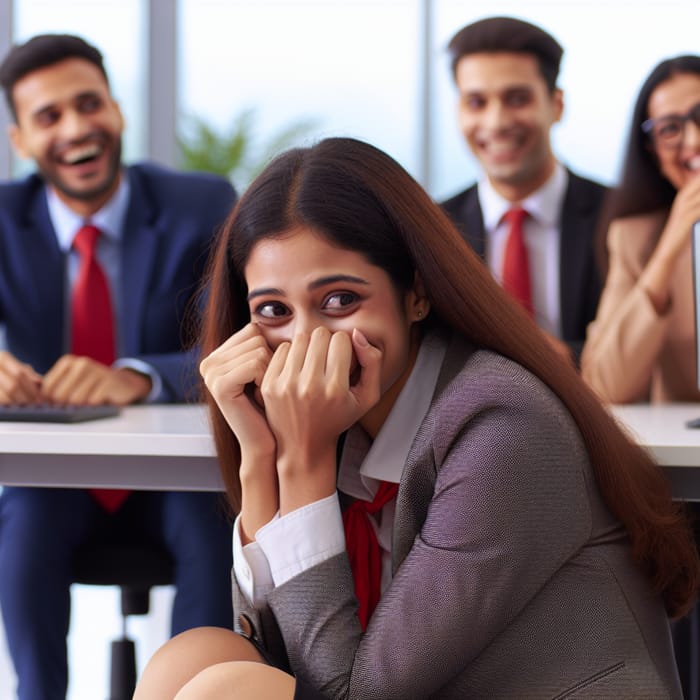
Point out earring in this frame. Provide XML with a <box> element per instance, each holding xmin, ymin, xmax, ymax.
<box><xmin>416</xmin><ymin>309</ymin><xmax>423</xmax><ymax>319</ymax></box>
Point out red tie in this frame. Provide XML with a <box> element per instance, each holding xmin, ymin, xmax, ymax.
<box><xmin>502</xmin><ymin>208</ymin><xmax>533</xmax><ymax>317</ymax></box>
<box><xmin>71</xmin><ymin>224</ymin><xmax>129</xmax><ymax>513</ymax></box>
<box><xmin>342</xmin><ymin>480</ymin><xmax>398</xmax><ymax>631</ymax></box>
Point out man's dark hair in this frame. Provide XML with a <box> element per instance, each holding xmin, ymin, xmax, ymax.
<box><xmin>448</xmin><ymin>16</ymin><xmax>563</xmax><ymax>93</ymax></box>
<box><xmin>0</xmin><ymin>33</ymin><xmax>108</xmax><ymax>119</ymax></box>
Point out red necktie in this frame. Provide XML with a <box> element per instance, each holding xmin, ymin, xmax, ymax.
<box><xmin>501</xmin><ymin>208</ymin><xmax>533</xmax><ymax>317</ymax></box>
<box><xmin>342</xmin><ymin>480</ymin><xmax>398</xmax><ymax>631</ymax></box>
<box><xmin>71</xmin><ymin>225</ymin><xmax>129</xmax><ymax>513</ymax></box>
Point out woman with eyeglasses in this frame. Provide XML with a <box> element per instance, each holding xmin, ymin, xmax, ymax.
<box><xmin>582</xmin><ymin>55</ymin><xmax>700</xmax><ymax>402</ymax></box>
<box><xmin>582</xmin><ymin>54</ymin><xmax>700</xmax><ymax>699</ymax></box>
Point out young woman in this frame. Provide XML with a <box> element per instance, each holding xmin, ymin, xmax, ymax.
<box><xmin>581</xmin><ymin>54</ymin><xmax>700</xmax><ymax>698</ymax></box>
<box><xmin>134</xmin><ymin>137</ymin><xmax>697</xmax><ymax>699</ymax></box>
<box><xmin>582</xmin><ymin>55</ymin><xmax>700</xmax><ymax>402</ymax></box>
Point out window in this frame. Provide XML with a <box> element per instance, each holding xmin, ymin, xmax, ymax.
<box><xmin>177</xmin><ymin>0</ymin><xmax>421</xmax><ymax>192</ymax></box>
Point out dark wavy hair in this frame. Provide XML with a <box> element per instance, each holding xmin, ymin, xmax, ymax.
<box><xmin>0</xmin><ymin>33</ymin><xmax>107</xmax><ymax>120</ymax></box>
<box><xmin>447</xmin><ymin>16</ymin><xmax>563</xmax><ymax>93</ymax></box>
<box><xmin>595</xmin><ymin>55</ymin><xmax>700</xmax><ymax>272</ymax></box>
<box><xmin>201</xmin><ymin>136</ymin><xmax>699</xmax><ymax>618</ymax></box>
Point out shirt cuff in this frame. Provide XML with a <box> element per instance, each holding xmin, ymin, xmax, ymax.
<box><xmin>256</xmin><ymin>493</ymin><xmax>345</xmax><ymax>587</ymax></box>
<box><xmin>232</xmin><ymin>514</ymin><xmax>275</xmax><ymax>607</ymax></box>
<box><xmin>112</xmin><ymin>358</ymin><xmax>163</xmax><ymax>402</ymax></box>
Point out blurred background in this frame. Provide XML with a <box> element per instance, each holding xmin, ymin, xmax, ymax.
<box><xmin>0</xmin><ymin>0</ymin><xmax>697</xmax><ymax>697</ymax></box>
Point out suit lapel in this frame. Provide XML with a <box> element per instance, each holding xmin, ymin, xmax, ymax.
<box><xmin>26</xmin><ymin>188</ymin><xmax>66</xmax><ymax>361</ymax></box>
<box><xmin>460</xmin><ymin>187</ymin><xmax>487</xmax><ymax>259</ymax></box>
<box><xmin>120</xmin><ymin>167</ymin><xmax>160</xmax><ymax>355</ymax></box>
<box><xmin>391</xmin><ymin>333</ymin><xmax>474</xmax><ymax>571</ymax></box>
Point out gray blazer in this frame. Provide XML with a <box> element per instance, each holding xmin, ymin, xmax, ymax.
<box><xmin>234</xmin><ymin>333</ymin><xmax>681</xmax><ymax>699</ymax></box>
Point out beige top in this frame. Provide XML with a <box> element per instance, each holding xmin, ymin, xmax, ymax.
<box><xmin>582</xmin><ymin>209</ymin><xmax>700</xmax><ymax>403</ymax></box>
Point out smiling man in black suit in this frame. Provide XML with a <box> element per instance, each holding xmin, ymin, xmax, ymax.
<box><xmin>441</xmin><ymin>16</ymin><xmax>606</xmax><ymax>366</ymax></box>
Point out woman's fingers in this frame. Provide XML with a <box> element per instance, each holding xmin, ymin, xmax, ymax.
<box><xmin>199</xmin><ymin>323</ymin><xmax>277</xmax><ymax>453</ymax></box>
<box><xmin>263</xmin><ymin>328</ymin><xmax>382</xmax><ymax>439</ymax></box>
<box><xmin>326</xmin><ymin>330</ymin><xmax>353</xmax><ymax>391</ymax></box>
<box><xmin>201</xmin><ymin>326</ymin><xmax>267</xmax><ymax>376</ymax></box>
<box><xmin>201</xmin><ymin>325</ymin><xmax>273</xmax><ymax>401</ymax></box>
<box><xmin>262</xmin><ymin>341</ymin><xmax>291</xmax><ymax>395</ymax></box>
<box><xmin>350</xmin><ymin>328</ymin><xmax>383</xmax><ymax>411</ymax></box>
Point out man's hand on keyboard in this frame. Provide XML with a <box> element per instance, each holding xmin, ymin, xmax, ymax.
<box><xmin>0</xmin><ymin>350</ymin><xmax>43</xmax><ymax>404</ymax></box>
<box><xmin>42</xmin><ymin>355</ymin><xmax>152</xmax><ymax>406</ymax></box>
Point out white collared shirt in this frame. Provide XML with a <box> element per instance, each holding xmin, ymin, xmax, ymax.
<box><xmin>47</xmin><ymin>176</ymin><xmax>130</xmax><ymax>350</ymax></box>
<box><xmin>233</xmin><ymin>332</ymin><xmax>448</xmax><ymax>607</ymax></box>
<box><xmin>478</xmin><ymin>163</ymin><xmax>568</xmax><ymax>338</ymax></box>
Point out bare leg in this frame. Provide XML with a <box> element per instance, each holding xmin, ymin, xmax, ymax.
<box><xmin>175</xmin><ymin>661</ymin><xmax>296</xmax><ymax>700</ymax></box>
<box><xmin>133</xmin><ymin>626</ymin><xmax>278</xmax><ymax>700</ymax></box>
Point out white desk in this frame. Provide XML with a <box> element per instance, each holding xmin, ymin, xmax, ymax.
<box><xmin>0</xmin><ymin>404</ymin><xmax>224</xmax><ymax>491</ymax></box>
<box><xmin>2</xmin><ymin>402</ymin><xmax>700</xmax><ymax>499</ymax></box>
<box><xmin>611</xmin><ymin>403</ymin><xmax>700</xmax><ymax>501</ymax></box>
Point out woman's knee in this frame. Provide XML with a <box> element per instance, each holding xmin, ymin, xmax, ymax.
<box><xmin>134</xmin><ymin>627</ymin><xmax>264</xmax><ymax>700</ymax></box>
<box><xmin>175</xmin><ymin>661</ymin><xmax>296</xmax><ymax>700</ymax></box>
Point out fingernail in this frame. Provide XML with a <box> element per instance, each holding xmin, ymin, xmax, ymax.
<box><xmin>353</xmin><ymin>328</ymin><xmax>368</xmax><ymax>347</ymax></box>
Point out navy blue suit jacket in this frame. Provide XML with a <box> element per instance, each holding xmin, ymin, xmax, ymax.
<box><xmin>0</xmin><ymin>162</ymin><xmax>236</xmax><ymax>401</ymax></box>
<box><xmin>441</xmin><ymin>170</ymin><xmax>606</xmax><ymax>360</ymax></box>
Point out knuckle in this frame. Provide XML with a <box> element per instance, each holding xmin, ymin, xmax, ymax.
<box><xmin>252</xmin><ymin>347</ymin><xmax>270</xmax><ymax>368</ymax></box>
<box><xmin>252</xmin><ymin>359</ymin><xmax>267</xmax><ymax>378</ymax></box>
<box><xmin>208</xmin><ymin>371</ymin><xmax>225</xmax><ymax>391</ymax></box>
<box><xmin>208</xmin><ymin>375</ymin><xmax>225</xmax><ymax>397</ymax></box>
<box><xmin>326</xmin><ymin>377</ymin><xmax>344</xmax><ymax>395</ymax></box>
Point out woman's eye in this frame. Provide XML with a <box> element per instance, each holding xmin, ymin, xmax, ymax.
<box><xmin>254</xmin><ymin>301</ymin><xmax>290</xmax><ymax>319</ymax></box>
<box><xmin>656</xmin><ymin>119</ymin><xmax>681</xmax><ymax>139</ymax></box>
<box><xmin>323</xmin><ymin>291</ymin><xmax>359</xmax><ymax>312</ymax></box>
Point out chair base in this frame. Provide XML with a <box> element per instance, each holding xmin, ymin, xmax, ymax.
<box><xmin>109</xmin><ymin>638</ymin><xmax>136</xmax><ymax>700</ymax></box>
<box><xmin>72</xmin><ymin>543</ymin><xmax>174</xmax><ymax>698</ymax></box>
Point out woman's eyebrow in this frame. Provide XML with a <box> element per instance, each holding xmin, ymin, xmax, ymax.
<box><xmin>308</xmin><ymin>274</ymin><xmax>369</xmax><ymax>290</ymax></box>
<box><xmin>247</xmin><ymin>275</ymin><xmax>369</xmax><ymax>302</ymax></box>
<box><xmin>247</xmin><ymin>287</ymin><xmax>284</xmax><ymax>302</ymax></box>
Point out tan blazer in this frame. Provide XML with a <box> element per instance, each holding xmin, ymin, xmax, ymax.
<box><xmin>582</xmin><ymin>210</ymin><xmax>700</xmax><ymax>403</ymax></box>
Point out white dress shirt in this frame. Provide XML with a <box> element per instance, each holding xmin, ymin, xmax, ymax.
<box><xmin>46</xmin><ymin>177</ymin><xmax>163</xmax><ymax>400</ymax></box>
<box><xmin>233</xmin><ymin>332</ymin><xmax>448</xmax><ymax>608</ymax></box>
<box><xmin>478</xmin><ymin>163</ymin><xmax>568</xmax><ymax>339</ymax></box>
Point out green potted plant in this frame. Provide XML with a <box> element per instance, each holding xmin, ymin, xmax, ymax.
<box><xmin>178</xmin><ymin>108</ymin><xmax>318</xmax><ymax>192</ymax></box>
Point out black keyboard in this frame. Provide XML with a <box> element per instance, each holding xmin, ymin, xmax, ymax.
<box><xmin>0</xmin><ymin>404</ymin><xmax>121</xmax><ymax>423</ymax></box>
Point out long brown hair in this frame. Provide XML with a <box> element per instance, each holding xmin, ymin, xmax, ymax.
<box><xmin>201</xmin><ymin>137</ymin><xmax>698</xmax><ymax>617</ymax></box>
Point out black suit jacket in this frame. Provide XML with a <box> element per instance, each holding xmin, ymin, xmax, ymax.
<box><xmin>441</xmin><ymin>171</ymin><xmax>606</xmax><ymax>361</ymax></box>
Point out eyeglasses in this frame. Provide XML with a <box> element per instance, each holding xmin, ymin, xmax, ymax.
<box><xmin>641</xmin><ymin>101</ymin><xmax>700</xmax><ymax>148</ymax></box>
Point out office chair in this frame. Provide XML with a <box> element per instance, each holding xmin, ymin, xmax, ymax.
<box><xmin>72</xmin><ymin>543</ymin><xmax>174</xmax><ymax>700</ymax></box>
